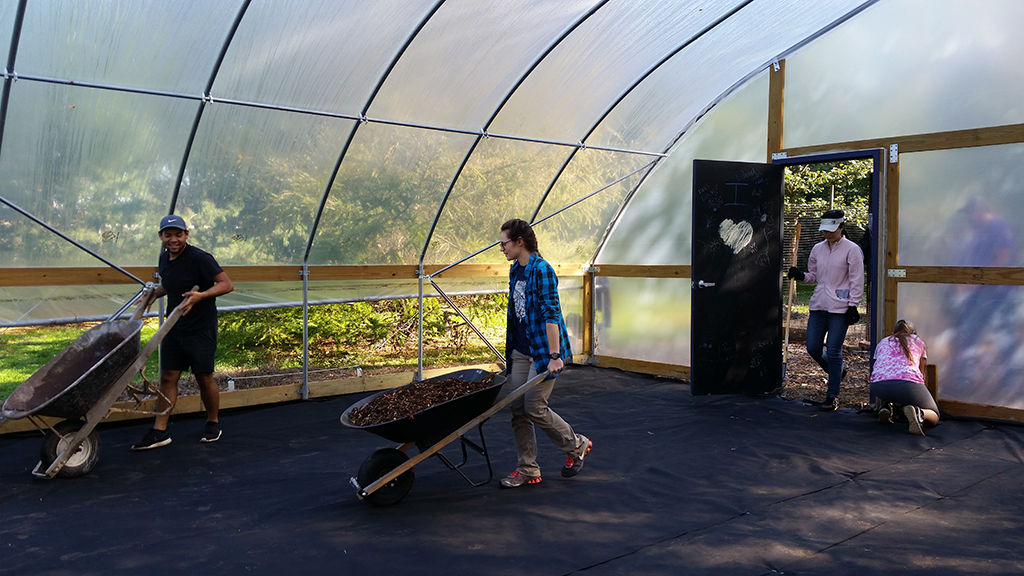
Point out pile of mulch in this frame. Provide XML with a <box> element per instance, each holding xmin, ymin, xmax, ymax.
<box><xmin>347</xmin><ymin>375</ymin><xmax>494</xmax><ymax>427</ymax></box>
<box><xmin>780</xmin><ymin>309</ymin><xmax>874</xmax><ymax>409</ymax></box>
<box><xmin>780</xmin><ymin>342</ymin><xmax>871</xmax><ymax>409</ymax></box>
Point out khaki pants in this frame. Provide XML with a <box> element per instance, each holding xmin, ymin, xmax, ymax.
<box><xmin>509</xmin><ymin>350</ymin><xmax>588</xmax><ymax>476</ymax></box>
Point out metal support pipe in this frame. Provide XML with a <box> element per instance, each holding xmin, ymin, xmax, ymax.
<box><xmin>168</xmin><ymin>0</ymin><xmax>252</xmax><ymax>212</ymax></box>
<box><xmin>5</xmin><ymin>79</ymin><xmax>664</xmax><ymax>160</ymax></box>
<box><xmin>417</xmin><ymin>268</ymin><xmax>425</xmax><ymax>382</ymax></box>
<box><xmin>300</xmin><ymin>264</ymin><xmax>310</xmax><ymax>400</ymax></box>
<box><xmin>0</xmin><ymin>0</ymin><xmax>28</xmax><ymax>161</ymax></box>
<box><xmin>428</xmin><ymin>278</ymin><xmax>505</xmax><ymax>366</ymax></box>
<box><xmin>0</xmin><ymin>195</ymin><xmax>145</xmax><ymax>285</ymax></box>
<box><xmin>0</xmin><ymin>288</ymin><xmax>516</xmax><ymax>328</ymax></box>
<box><xmin>532</xmin><ymin>161</ymin><xmax>656</xmax><ymax>227</ymax></box>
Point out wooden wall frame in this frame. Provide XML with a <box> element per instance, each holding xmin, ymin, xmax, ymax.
<box><xmin>0</xmin><ymin>263</ymin><xmax>584</xmax><ymax>288</ymax></box>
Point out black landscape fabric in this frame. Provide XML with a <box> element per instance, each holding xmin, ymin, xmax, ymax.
<box><xmin>2</xmin><ymin>366</ymin><xmax>1023</xmax><ymax>576</ymax></box>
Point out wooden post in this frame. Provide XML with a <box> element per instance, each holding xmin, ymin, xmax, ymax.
<box><xmin>582</xmin><ymin>270</ymin><xmax>594</xmax><ymax>358</ymax></box>
<box><xmin>883</xmin><ymin>151</ymin><xmax>900</xmax><ymax>337</ymax></box>
<box><xmin>767</xmin><ymin>59</ymin><xmax>785</xmax><ymax>162</ymax></box>
<box><xmin>925</xmin><ymin>364</ymin><xmax>938</xmax><ymax>402</ymax></box>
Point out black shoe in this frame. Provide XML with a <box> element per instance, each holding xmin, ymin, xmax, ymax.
<box><xmin>878</xmin><ymin>403</ymin><xmax>894</xmax><ymax>424</ymax></box>
<box><xmin>200</xmin><ymin>421</ymin><xmax>221</xmax><ymax>443</ymax></box>
<box><xmin>132</xmin><ymin>428</ymin><xmax>171</xmax><ymax>451</ymax></box>
<box><xmin>820</xmin><ymin>396</ymin><xmax>839</xmax><ymax>411</ymax></box>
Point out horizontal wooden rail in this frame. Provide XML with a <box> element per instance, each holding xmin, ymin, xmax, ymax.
<box><xmin>782</xmin><ymin>122</ymin><xmax>1024</xmax><ymax>158</ymax></box>
<box><xmin>896</xmin><ymin>266</ymin><xmax>1024</xmax><ymax>285</ymax></box>
<box><xmin>593</xmin><ymin>265</ymin><xmax>690</xmax><ymax>278</ymax></box>
<box><xmin>0</xmin><ymin>363</ymin><xmax>502</xmax><ymax>435</ymax></box>
<box><xmin>0</xmin><ymin>263</ymin><xmax>584</xmax><ymax>287</ymax></box>
<box><xmin>592</xmin><ymin>356</ymin><xmax>690</xmax><ymax>381</ymax></box>
<box><xmin>937</xmin><ymin>399</ymin><xmax>1024</xmax><ymax>424</ymax></box>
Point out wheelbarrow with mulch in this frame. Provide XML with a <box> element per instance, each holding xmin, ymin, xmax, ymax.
<box><xmin>342</xmin><ymin>367</ymin><xmax>550</xmax><ymax>505</ymax></box>
<box><xmin>1</xmin><ymin>285</ymin><xmax>193</xmax><ymax>479</ymax></box>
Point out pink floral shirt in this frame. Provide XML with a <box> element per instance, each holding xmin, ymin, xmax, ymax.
<box><xmin>870</xmin><ymin>334</ymin><xmax>927</xmax><ymax>384</ymax></box>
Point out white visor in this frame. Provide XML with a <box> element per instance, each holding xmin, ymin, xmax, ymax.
<box><xmin>819</xmin><ymin>217</ymin><xmax>843</xmax><ymax>232</ymax></box>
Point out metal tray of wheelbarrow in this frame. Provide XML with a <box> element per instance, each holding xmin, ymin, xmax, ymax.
<box><xmin>342</xmin><ymin>368</ymin><xmax>551</xmax><ymax>506</ymax></box>
<box><xmin>1</xmin><ymin>320</ymin><xmax>144</xmax><ymax>421</ymax></box>
<box><xmin>340</xmin><ymin>368</ymin><xmax>504</xmax><ymax>448</ymax></box>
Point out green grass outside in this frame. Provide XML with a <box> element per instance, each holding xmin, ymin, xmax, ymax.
<box><xmin>0</xmin><ymin>304</ymin><xmax>504</xmax><ymax>404</ymax></box>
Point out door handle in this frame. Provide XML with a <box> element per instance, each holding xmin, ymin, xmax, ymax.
<box><xmin>697</xmin><ymin>280</ymin><xmax>716</xmax><ymax>289</ymax></box>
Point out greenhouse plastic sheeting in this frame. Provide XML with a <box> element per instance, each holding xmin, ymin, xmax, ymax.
<box><xmin>0</xmin><ymin>0</ymin><xmax>875</xmax><ymax>321</ymax></box>
<box><xmin>0</xmin><ymin>277</ymin><xmax>515</xmax><ymax>326</ymax></box>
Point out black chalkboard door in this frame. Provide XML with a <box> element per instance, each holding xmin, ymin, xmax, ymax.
<box><xmin>691</xmin><ymin>160</ymin><xmax>784</xmax><ymax>395</ymax></box>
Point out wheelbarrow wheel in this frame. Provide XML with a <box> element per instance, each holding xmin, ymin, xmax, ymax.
<box><xmin>358</xmin><ymin>448</ymin><xmax>414</xmax><ymax>506</ymax></box>
<box><xmin>39</xmin><ymin>420</ymin><xmax>101</xmax><ymax>479</ymax></box>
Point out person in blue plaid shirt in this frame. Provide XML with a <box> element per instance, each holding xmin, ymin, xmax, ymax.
<box><xmin>497</xmin><ymin>219</ymin><xmax>592</xmax><ymax>488</ymax></box>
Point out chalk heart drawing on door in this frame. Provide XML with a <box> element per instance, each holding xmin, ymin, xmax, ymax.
<box><xmin>719</xmin><ymin>219</ymin><xmax>753</xmax><ymax>254</ymax></box>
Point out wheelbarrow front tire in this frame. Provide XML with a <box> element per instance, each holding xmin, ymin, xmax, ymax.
<box><xmin>39</xmin><ymin>420</ymin><xmax>101</xmax><ymax>479</ymax></box>
<box><xmin>358</xmin><ymin>448</ymin><xmax>414</xmax><ymax>506</ymax></box>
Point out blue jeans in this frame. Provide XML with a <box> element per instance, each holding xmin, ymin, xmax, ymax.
<box><xmin>806</xmin><ymin>310</ymin><xmax>849</xmax><ymax>398</ymax></box>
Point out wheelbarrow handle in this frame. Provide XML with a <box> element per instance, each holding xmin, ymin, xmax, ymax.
<box><xmin>356</xmin><ymin>370</ymin><xmax>551</xmax><ymax>499</ymax></box>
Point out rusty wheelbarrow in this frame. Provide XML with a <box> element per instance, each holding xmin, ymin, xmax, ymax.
<box><xmin>342</xmin><ymin>367</ymin><xmax>550</xmax><ymax>505</ymax></box>
<box><xmin>1</xmin><ymin>285</ymin><xmax>192</xmax><ymax>478</ymax></box>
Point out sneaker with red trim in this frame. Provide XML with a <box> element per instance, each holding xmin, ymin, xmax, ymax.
<box><xmin>500</xmin><ymin>470</ymin><xmax>541</xmax><ymax>488</ymax></box>
<box><xmin>562</xmin><ymin>439</ymin><xmax>592</xmax><ymax>478</ymax></box>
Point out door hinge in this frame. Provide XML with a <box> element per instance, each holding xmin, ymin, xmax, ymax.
<box><xmin>889</xmin><ymin>144</ymin><xmax>898</xmax><ymax>163</ymax></box>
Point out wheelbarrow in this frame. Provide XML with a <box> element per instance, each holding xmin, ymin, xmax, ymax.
<box><xmin>342</xmin><ymin>367</ymin><xmax>550</xmax><ymax>505</ymax></box>
<box><xmin>1</xmin><ymin>285</ymin><xmax>193</xmax><ymax>479</ymax></box>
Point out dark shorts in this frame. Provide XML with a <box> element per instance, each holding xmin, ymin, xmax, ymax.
<box><xmin>870</xmin><ymin>379</ymin><xmax>939</xmax><ymax>413</ymax></box>
<box><xmin>160</xmin><ymin>330</ymin><xmax>217</xmax><ymax>374</ymax></box>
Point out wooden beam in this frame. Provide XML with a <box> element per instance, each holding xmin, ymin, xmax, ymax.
<box><xmin>0</xmin><ymin>263</ymin><xmax>584</xmax><ymax>287</ymax></box>
<box><xmin>0</xmin><ymin>363</ymin><xmax>501</xmax><ymax>435</ymax></box>
<box><xmin>925</xmin><ymin>364</ymin><xmax>937</xmax><ymax>402</ymax></box>
<box><xmin>594</xmin><ymin>265</ymin><xmax>691</xmax><ymax>278</ymax></box>
<box><xmin>582</xmin><ymin>271</ymin><xmax>594</xmax><ymax>357</ymax></box>
<box><xmin>767</xmin><ymin>59</ymin><xmax>785</xmax><ymax>162</ymax></box>
<box><xmin>883</xmin><ymin>158</ymin><xmax>899</xmax><ymax>337</ymax></box>
<box><xmin>782</xmin><ymin>122</ymin><xmax>1024</xmax><ymax>158</ymax></box>
<box><xmin>937</xmin><ymin>399</ymin><xmax>1024</xmax><ymax>424</ymax></box>
<box><xmin>592</xmin><ymin>356</ymin><xmax>690</xmax><ymax>381</ymax></box>
<box><xmin>897</xmin><ymin>266</ymin><xmax>1024</xmax><ymax>285</ymax></box>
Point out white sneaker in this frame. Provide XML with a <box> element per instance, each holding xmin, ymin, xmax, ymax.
<box><xmin>904</xmin><ymin>405</ymin><xmax>925</xmax><ymax>436</ymax></box>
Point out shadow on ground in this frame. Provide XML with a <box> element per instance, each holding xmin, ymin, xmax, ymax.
<box><xmin>2</xmin><ymin>366</ymin><xmax>1022</xmax><ymax>576</ymax></box>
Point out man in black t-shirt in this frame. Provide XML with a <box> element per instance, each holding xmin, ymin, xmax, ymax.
<box><xmin>132</xmin><ymin>214</ymin><xmax>234</xmax><ymax>451</ymax></box>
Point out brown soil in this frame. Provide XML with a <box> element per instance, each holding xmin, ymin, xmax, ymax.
<box><xmin>780</xmin><ymin>310</ymin><xmax>872</xmax><ymax>409</ymax></box>
<box><xmin>347</xmin><ymin>375</ymin><xmax>494</xmax><ymax>427</ymax></box>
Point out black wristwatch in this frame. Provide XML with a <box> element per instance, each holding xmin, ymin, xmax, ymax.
<box><xmin>548</xmin><ymin>351</ymin><xmax>561</xmax><ymax>360</ymax></box>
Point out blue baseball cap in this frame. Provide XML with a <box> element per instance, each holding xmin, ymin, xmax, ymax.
<box><xmin>159</xmin><ymin>214</ymin><xmax>188</xmax><ymax>232</ymax></box>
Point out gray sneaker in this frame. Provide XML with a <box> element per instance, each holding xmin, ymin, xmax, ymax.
<box><xmin>562</xmin><ymin>439</ymin><xmax>592</xmax><ymax>478</ymax></box>
<box><xmin>500</xmin><ymin>470</ymin><xmax>541</xmax><ymax>488</ymax></box>
<box><xmin>904</xmin><ymin>405</ymin><xmax>925</xmax><ymax>436</ymax></box>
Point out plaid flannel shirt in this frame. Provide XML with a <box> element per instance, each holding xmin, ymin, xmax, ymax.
<box><xmin>505</xmin><ymin>252</ymin><xmax>573</xmax><ymax>374</ymax></box>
